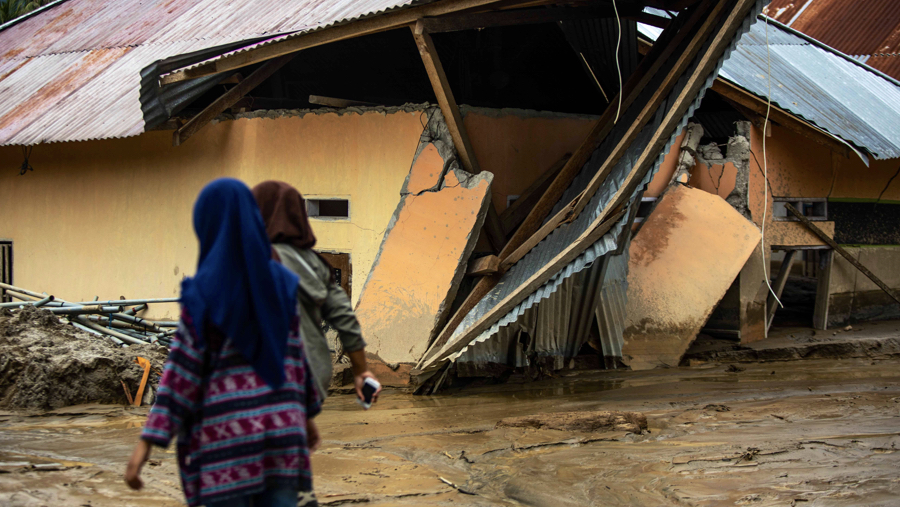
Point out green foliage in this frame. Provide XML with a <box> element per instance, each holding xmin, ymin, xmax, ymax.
<box><xmin>1</xmin><ymin>0</ymin><xmax>54</xmax><ymax>25</ymax></box>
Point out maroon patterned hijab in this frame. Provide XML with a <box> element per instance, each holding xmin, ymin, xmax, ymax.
<box><xmin>251</xmin><ymin>180</ymin><xmax>317</xmax><ymax>250</ymax></box>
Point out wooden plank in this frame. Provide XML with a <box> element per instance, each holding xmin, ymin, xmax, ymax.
<box><xmin>467</xmin><ymin>255</ymin><xmax>500</xmax><ymax>276</ymax></box>
<box><xmin>628</xmin><ymin>12</ymin><xmax>671</xmax><ymax>29</ymax></box>
<box><xmin>309</xmin><ymin>95</ymin><xmax>377</xmax><ymax>108</ymax></box>
<box><xmin>813</xmin><ymin>249</ymin><xmax>834</xmax><ymax>330</ymax></box>
<box><xmin>766</xmin><ymin>249</ymin><xmax>797</xmax><ymax>331</ymax></box>
<box><xmin>421</xmin><ymin>0</ymin><xmax>760</xmax><ymax>372</ymax></box>
<box><xmin>784</xmin><ymin>203</ymin><xmax>900</xmax><ymax>305</ymax></box>
<box><xmin>411</xmin><ymin>25</ymin><xmax>480</xmax><ymax>175</ymax></box>
<box><xmin>499</xmin><ymin>0</ymin><xmax>728</xmax><ymax>271</ymax></box>
<box><xmin>499</xmin><ymin>153</ymin><xmax>570</xmax><ymax>235</ymax></box>
<box><xmin>711</xmin><ymin>79</ymin><xmax>852</xmax><ymax>159</ymax></box>
<box><xmin>498</xmin><ymin>0</ymin><xmax>718</xmax><ymax>263</ymax></box>
<box><xmin>411</xmin><ymin>22</ymin><xmax>505</xmax><ymax>252</ymax></box>
<box><xmin>173</xmin><ymin>55</ymin><xmax>293</xmax><ymax>146</ymax></box>
<box><xmin>418</xmin><ymin>0</ymin><xmax>717</xmax><ymax>365</ymax></box>
<box><xmin>419</xmin><ymin>5</ymin><xmax>636</xmax><ymax>33</ymax></box>
<box><xmin>160</xmin><ymin>0</ymin><xmax>508</xmax><ymax>85</ymax></box>
<box><xmin>133</xmin><ymin>357</ymin><xmax>152</xmax><ymax>407</ymax></box>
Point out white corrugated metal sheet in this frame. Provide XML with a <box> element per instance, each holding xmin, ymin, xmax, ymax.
<box><xmin>0</xmin><ymin>0</ymin><xmax>422</xmax><ymax>145</ymax></box>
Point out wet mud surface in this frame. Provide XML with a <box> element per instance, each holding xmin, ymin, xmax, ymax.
<box><xmin>1</xmin><ymin>358</ymin><xmax>899</xmax><ymax>506</ymax></box>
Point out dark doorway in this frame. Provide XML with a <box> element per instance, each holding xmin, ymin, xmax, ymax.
<box><xmin>319</xmin><ymin>252</ymin><xmax>352</xmax><ymax>301</ymax></box>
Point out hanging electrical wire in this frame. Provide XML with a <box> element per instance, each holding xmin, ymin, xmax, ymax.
<box><xmin>612</xmin><ymin>0</ymin><xmax>623</xmax><ymax>124</ymax></box>
<box><xmin>760</xmin><ymin>15</ymin><xmax>783</xmax><ymax>310</ymax></box>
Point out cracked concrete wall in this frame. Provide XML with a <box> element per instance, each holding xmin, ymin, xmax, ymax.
<box><xmin>621</xmin><ymin>185</ymin><xmax>760</xmax><ymax>369</ymax></box>
<box><xmin>355</xmin><ymin>110</ymin><xmax>493</xmax><ymax>364</ymax></box>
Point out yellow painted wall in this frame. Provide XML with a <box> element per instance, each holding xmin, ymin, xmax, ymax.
<box><xmin>0</xmin><ymin>108</ymin><xmax>597</xmax><ymax>322</ymax></box>
<box><xmin>0</xmin><ymin>111</ymin><xmax>424</xmax><ymax>318</ymax></box>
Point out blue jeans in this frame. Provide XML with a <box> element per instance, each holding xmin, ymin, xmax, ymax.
<box><xmin>206</xmin><ymin>486</ymin><xmax>304</xmax><ymax>507</ymax></box>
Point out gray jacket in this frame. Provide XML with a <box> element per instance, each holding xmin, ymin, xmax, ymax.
<box><xmin>273</xmin><ymin>243</ymin><xmax>366</xmax><ymax>399</ymax></box>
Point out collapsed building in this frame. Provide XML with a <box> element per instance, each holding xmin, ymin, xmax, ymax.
<box><xmin>1</xmin><ymin>0</ymin><xmax>899</xmax><ymax>393</ymax></box>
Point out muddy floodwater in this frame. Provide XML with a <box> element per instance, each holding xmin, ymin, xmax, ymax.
<box><xmin>1</xmin><ymin>358</ymin><xmax>899</xmax><ymax>506</ymax></box>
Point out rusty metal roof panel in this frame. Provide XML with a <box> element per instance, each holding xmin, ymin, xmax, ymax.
<box><xmin>0</xmin><ymin>0</ymin><xmax>424</xmax><ymax>145</ymax></box>
<box><xmin>0</xmin><ymin>37</ymin><xmax>237</xmax><ymax>145</ymax></box>
<box><xmin>718</xmin><ymin>18</ymin><xmax>900</xmax><ymax>160</ymax></box>
<box><xmin>765</xmin><ymin>0</ymin><xmax>900</xmax><ymax>57</ymax></box>
<box><xmin>0</xmin><ymin>0</ymin><xmax>420</xmax><ymax>60</ymax></box>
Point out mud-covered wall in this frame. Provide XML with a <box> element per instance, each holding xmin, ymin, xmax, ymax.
<box><xmin>0</xmin><ymin>107</ymin><xmax>595</xmax><ymax>320</ymax></box>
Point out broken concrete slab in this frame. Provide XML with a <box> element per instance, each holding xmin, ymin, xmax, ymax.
<box><xmin>621</xmin><ymin>184</ymin><xmax>761</xmax><ymax>369</ymax></box>
<box><xmin>355</xmin><ymin>142</ymin><xmax>493</xmax><ymax>364</ymax></box>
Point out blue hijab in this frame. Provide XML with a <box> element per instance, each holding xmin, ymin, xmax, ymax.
<box><xmin>181</xmin><ymin>178</ymin><xmax>300</xmax><ymax>388</ymax></box>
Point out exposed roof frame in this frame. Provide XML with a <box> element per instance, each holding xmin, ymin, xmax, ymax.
<box><xmin>710</xmin><ymin>78</ymin><xmax>867</xmax><ymax>162</ymax></box>
<box><xmin>417</xmin><ymin>4</ymin><xmax>644</xmax><ymax>33</ymax></box>
<box><xmin>159</xmin><ymin>0</ymin><xmax>519</xmax><ymax>86</ymax></box>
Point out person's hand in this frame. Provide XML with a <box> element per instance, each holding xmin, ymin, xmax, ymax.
<box><xmin>354</xmin><ymin>370</ymin><xmax>382</xmax><ymax>404</ymax></box>
<box><xmin>124</xmin><ymin>439</ymin><xmax>152</xmax><ymax>490</ymax></box>
<box><xmin>307</xmin><ymin>418</ymin><xmax>321</xmax><ymax>453</ymax></box>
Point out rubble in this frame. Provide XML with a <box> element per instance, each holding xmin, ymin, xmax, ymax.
<box><xmin>0</xmin><ymin>306</ymin><xmax>168</xmax><ymax>410</ymax></box>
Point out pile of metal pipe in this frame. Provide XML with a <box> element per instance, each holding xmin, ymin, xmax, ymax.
<box><xmin>0</xmin><ymin>282</ymin><xmax>179</xmax><ymax>348</ymax></box>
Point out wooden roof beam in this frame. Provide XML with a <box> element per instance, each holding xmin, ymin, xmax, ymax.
<box><xmin>160</xmin><ymin>0</ymin><xmax>511</xmax><ymax>86</ymax></box>
<box><xmin>172</xmin><ymin>54</ymin><xmax>293</xmax><ymax>146</ymax></box>
<box><xmin>710</xmin><ymin>78</ymin><xmax>855</xmax><ymax>159</ymax></box>
<box><xmin>418</xmin><ymin>5</ymin><xmax>641</xmax><ymax>33</ymax></box>
<box><xmin>411</xmin><ymin>21</ymin><xmax>507</xmax><ymax>252</ymax></box>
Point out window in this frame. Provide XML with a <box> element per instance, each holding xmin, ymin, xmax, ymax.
<box><xmin>307</xmin><ymin>198</ymin><xmax>350</xmax><ymax>219</ymax></box>
<box><xmin>0</xmin><ymin>241</ymin><xmax>11</xmax><ymax>302</ymax></box>
<box><xmin>773</xmin><ymin>198</ymin><xmax>827</xmax><ymax>222</ymax></box>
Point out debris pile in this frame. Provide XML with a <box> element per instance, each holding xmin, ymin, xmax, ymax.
<box><xmin>0</xmin><ymin>283</ymin><xmax>178</xmax><ymax>347</ymax></box>
<box><xmin>0</xmin><ymin>306</ymin><xmax>168</xmax><ymax>410</ymax></box>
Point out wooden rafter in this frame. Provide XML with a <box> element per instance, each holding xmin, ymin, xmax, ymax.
<box><xmin>418</xmin><ymin>5</ymin><xmax>640</xmax><ymax>33</ymax></box>
<box><xmin>710</xmin><ymin>79</ymin><xmax>854</xmax><ymax>159</ymax></box>
<box><xmin>418</xmin><ymin>0</ymin><xmax>760</xmax><ymax>374</ymax></box>
<box><xmin>172</xmin><ymin>55</ymin><xmax>293</xmax><ymax>146</ymax></box>
<box><xmin>160</xmin><ymin>0</ymin><xmax>512</xmax><ymax>86</ymax></box>
<box><xmin>411</xmin><ymin>21</ymin><xmax>506</xmax><ymax>252</ymax></box>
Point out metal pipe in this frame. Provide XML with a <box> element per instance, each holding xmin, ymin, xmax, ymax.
<box><xmin>0</xmin><ymin>283</ymin><xmax>46</xmax><ymax>299</ymax></box>
<box><xmin>123</xmin><ymin>303</ymin><xmax>149</xmax><ymax>316</ymax></box>
<box><xmin>68</xmin><ymin>298</ymin><xmax>179</xmax><ymax>306</ymax></box>
<box><xmin>4</xmin><ymin>290</ymin><xmax>39</xmax><ymax>302</ymax></box>
<box><xmin>152</xmin><ymin>321</ymin><xmax>179</xmax><ymax>328</ymax></box>
<box><xmin>74</xmin><ymin>316</ymin><xmax>146</xmax><ymax>346</ymax></box>
<box><xmin>87</xmin><ymin>315</ymin><xmax>159</xmax><ymax>333</ymax></box>
<box><xmin>109</xmin><ymin>313</ymin><xmax>163</xmax><ymax>333</ymax></box>
<box><xmin>0</xmin><ymin>295</ymin><xmax>54</xmax><ymax>308</ymax></box>
<box><xmin>71</xmin><ymin>320</ymin><xmax>127</xmax><ymax>346</ymax></box>
<box><xmin>49</xmin><ymin>305</ymin><xmax>124</xmax><ymax>315</ymax></box>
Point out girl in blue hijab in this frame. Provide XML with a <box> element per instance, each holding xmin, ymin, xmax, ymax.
<box><xmin>125</xmin><ymin>179</ymin><xmax>322</xmax><ymax>507</ymax></box>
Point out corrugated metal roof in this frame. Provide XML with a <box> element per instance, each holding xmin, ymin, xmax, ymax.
<box><xmin>763</xmin><ymin>0</ymin><xmax>900</xmax><ymax>80</ymax></box>
<box><xmin>454</xmin><ymin>243</ymin><xmax>629</xmax><ymax>368</ymax></box>
<box><xmin>718</xmin><ymin>17</ymin><xmax>900</xmax><ymax>160</ymax></box>
<box><xmin>0</xmin><ymin>0</ymin><xmax>423</xmax><ymax>145</ymax></box>
<box><xmin>432</xmin><ymin>1</ymin><xmax>767</xmax><ymax>370</ymax></box>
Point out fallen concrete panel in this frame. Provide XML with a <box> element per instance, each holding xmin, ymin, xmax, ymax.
<box><xmin>622</xmin><ymin>184</ymin><xmax>760</xmax><ymax>369</ymax></box>
<box><xmin>355</xmin><ymin>143</ymin><xmax>492</xmax><ymax>364</ymax></box>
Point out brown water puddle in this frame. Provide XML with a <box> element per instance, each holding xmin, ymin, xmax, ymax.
<box><xmin>1</xmin><ymin>358</ymin><xmax>899</xmax><ymax>506</ymax></box>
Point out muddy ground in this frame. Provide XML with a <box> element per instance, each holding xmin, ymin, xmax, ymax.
<box><xmin>0</xmin><ymin>307</ymin><xmax>168</xmax><ymax>410</ymax></box>
<box><xmin>1</xmin><ymin>351</ymin><xmax>899</xmax><ymax>506</ymax></box>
